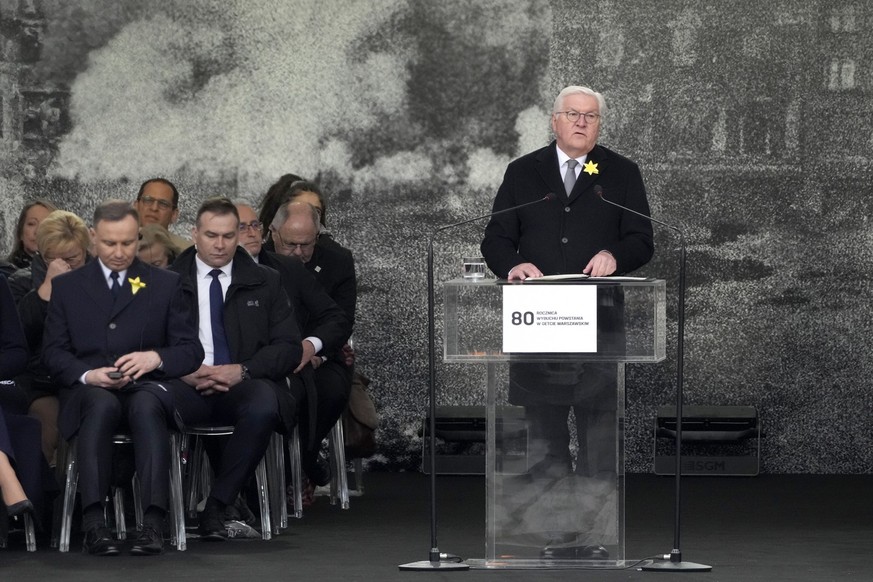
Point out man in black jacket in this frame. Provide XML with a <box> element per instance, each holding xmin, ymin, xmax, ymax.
<box><xmin>169</xmin><ymin>197</ymin><xmax>302</xmax><ymax>540</ymax></box>
<box><xmin>268</xmin><ymin>201</ymin><xmax>356</xmax><ymax>484</ymax></box>
<box><xmin>237</xmin><ymin>202</ymin><xmax>351</xmax><ymax>483</ymax></box>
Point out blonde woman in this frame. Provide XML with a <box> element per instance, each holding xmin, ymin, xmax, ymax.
<box><xmin>15</xmin><ymin>210</ymin><xmax>91</xmax><ymax>465</ymax></box>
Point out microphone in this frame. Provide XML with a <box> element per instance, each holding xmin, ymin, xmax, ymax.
<box><xmin>596</xmin><ymin>184</ymin><xmax>704</xmax><ymax>570</ymax></box>
<box><xmin>595</xmin><ymin>184</ymin><xmax>680</xmax><ymax>238</ymax></box>
<box><xmin>434</xmin><ymin>193</ymin><xmax>555</xmax><ymax>236</ymax></box>
<box><xmin>407</xmin><ymin>192</ymin><xmax>555</xmax><ymax>570</ymax></box>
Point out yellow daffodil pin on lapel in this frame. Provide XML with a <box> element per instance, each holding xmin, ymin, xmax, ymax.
<box><xmin>129</xmin><ymin>276</ymin><xmax>146</xmax><ymax>296</ymax></box>
<box><xmin>583</xmin><ymin>160</ymin><xmax>599</xmax><ymax>176</ymax></box>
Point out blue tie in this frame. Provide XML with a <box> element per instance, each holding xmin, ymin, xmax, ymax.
<box><xmin>209</xmin><ymin>269</ymin><xmax>232</xmax><ymax>365</ymax></box>
<box><xmin>110</xmin><ymin>271</ymin><xmax>121</xmax><ymax>300</ymax></box>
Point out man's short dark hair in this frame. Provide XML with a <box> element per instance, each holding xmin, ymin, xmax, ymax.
<box><xmin>196</xmin><ymin>197</ymin><xmax>239</xmax><ymax>227</ymax></box>
<box><xmin>137</xmin><ymin>178</ymin><xmax>179</xmax><ymax>209</ymax></box>
<box><xmin>94</xmin><ymin>200</ymin><xmax>139</xmax><ymax>226</ymax></box>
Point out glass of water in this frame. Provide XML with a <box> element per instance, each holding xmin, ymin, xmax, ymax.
<box><xmin>463</xmin><ymin>257</ymin><xmax>486</xmax><ymax>279</ymax></box>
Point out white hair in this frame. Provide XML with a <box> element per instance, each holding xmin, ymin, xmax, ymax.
<box><xmin>552</xmin><ymin>85</ymin><xmax>607</xmax><ymax>117</ymax></box>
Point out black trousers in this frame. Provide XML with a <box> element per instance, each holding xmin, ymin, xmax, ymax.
<box><xmin>299</xmin><ymin>361</ymin><xmax>352</xmax><ymax>456</ymax></box>
<box><xmin>72</xmin><ymin>386</ymin><xmax>170</xmax><ymax>511</ymax></box>
<box><xmin>173</xmin><ymin>379</ymin><xmax>281</xmax><ymax>506</ymax></box>
<box><xmin>524</xmin><ymin>404</ymin><xmax>616</xmax><ymax>478</ymax></box>
<box><xmin>510</xmin><ymin>362</ymin><xmax>619</xmax><ymax>479</ymax></box>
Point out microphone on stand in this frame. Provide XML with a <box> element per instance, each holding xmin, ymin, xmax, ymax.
<box><xmin>399</xmin><ymin>192</ymin><xmax>555</xmax><ymax>571</ymax></box>
<box><xmin>442</xmin><ymin>193</ymin><xmax>557</xmax><ymax>233</ymax></box>
<box><xmin>596</xmin><ymin>185</ymin><xmax>710</xmax><ymax>572</ymax></box>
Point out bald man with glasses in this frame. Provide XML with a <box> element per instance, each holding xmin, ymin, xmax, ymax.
<box><xmin>269</xmin><ymin>201</ymin><xmax>356</xmax><ymax>486</ymax></box>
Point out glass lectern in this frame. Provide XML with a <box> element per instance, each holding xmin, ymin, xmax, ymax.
<box><xmin>443</xmin><ymin>278</ymin><xmax>666</xmax><ymax>569</ymax></box>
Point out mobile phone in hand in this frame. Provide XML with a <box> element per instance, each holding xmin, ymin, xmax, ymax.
<box><xmin>107</xmin><ymin>371</ymin><xmax>124</xmax><ymax>380</ymax></box>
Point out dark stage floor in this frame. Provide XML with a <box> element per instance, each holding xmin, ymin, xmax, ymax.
<box><xmin>1</xmin><ymin>472</ymin><xmax>871</xmax><ymax>581</ymax></box>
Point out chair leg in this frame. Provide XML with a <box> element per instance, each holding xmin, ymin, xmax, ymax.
<box><xmin>50</xmin><ymin>438</ymin><xmax>70</xmax><ymax>549</ymax></box>
<box><xmin>169</xmin><ymin>433</ymin><xmax>186</xmax><ymax>551</ymax></box>
<box><xmin>185</xmin><ymin>436</ymin><xmax>204</xmax><ymax>519</ymax></box>
<box><xmin>0</xmin><ymin>507</ymin><xmax>6</xmax><ymax>549</ymax></box>
<box><xmin>350</xmin><ymin>457</ymin><xmax>364</xmax><ymax>495</ymax></box>
<box><xmin>289</xmin><ymin>427</ymin><xmax>303</xmax><ymax>519</ymax></box>
<box><xmin>254</xmin><ymin>457</ymin><xmax>271</xmax><ymax>540</ymax></box>
<box><xmin>58</xmin><ymin>439</ymin><xmax>79</xmax><ymax>552</ymax></box>
<box><xmin>112</xmin><ymin>486</ymin><xmax>127</xmax><ymax>540</ymax></box>
<box><xmin>132</xmin><ymin>474</ymin><xmax>143</xmax><ymax>531</ymax></box>
<box><xmin>23</xmin><ymin>512</ymin><xmax>36</xmax><ymax>552</ymax></box>
<box><xmin>329</xmin><ymin>421</ymin><xmax>350</xmax><ymax>510</ymax></box>
<box><xmin>266</xmin><ymin>433</ymin><xmax>287</xmax><ymax>533</ymax></box>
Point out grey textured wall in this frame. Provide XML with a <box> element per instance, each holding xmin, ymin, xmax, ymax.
<box><xmin>551</xmin><ymin>0</ymin><xmax>873</xmax><ymax>473</ymax></box>
<box><xmin>1</xmin><ymin>0</ymin><xmax>870</xmax><ymax>473</ymax></box>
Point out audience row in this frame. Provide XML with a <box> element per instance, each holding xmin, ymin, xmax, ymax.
<box><xmin>0</xmin><ymin>175</ymin><xmax>358</xmax><ymax>555</ymax></box>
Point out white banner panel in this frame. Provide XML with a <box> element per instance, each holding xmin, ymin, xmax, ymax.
<box><xmin>501</xmin><ymin>284</ymin><xmax>597</xmax><ymax>353</ymax></box>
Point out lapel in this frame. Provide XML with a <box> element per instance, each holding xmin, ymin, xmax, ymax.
<box><xmin>81</xmin><ymin>260</ymin><xmax>116</xmax><ymax>317</ymax></box>
<box><xmin>110</xmin><ymin>260</ymin><xmax>147</xmax><ymax>319</ymax></box>
<box><xmin>568</xmin><ymin>145</ymin><xmax>606</xmax><ymax>205</ymax></box>
<box><xmin>308</xmin><ymin>245</ymin><xmax>324</xmax><ymax>276</ymax></box>
<box><xmin>534</xmin><ymin>143</ymin><xmax>568</xmax><ymax>204</ymax></box>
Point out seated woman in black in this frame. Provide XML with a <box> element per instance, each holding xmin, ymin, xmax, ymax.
<box><xmin>0</xmin><ymin>273</ymin><xmax>49</xmax><ymax>527</ymax></box>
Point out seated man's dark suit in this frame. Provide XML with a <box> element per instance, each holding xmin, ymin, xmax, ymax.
<box><xmin>256</xmin><ymin>249</ymin><xmax>351</xmax><ymax>454</ymax></box>
<box><xmin>306</xmin><ymin>237</ymin><xmax>357</xmax><ymax>329</ymax></box>
<box><xmin>42</xmin><ymin>258</ymin><xmax>203</xmax><ymax>515</ymax></box>
<box><xmin>300</xmin><ymin>239</ymin><xmax>356</xmax><ymax>462</ymax></box>
<box><xmin>169</xmin><ymin>246</ymin><xmax>302</xmax><ymax>506</ymax></box>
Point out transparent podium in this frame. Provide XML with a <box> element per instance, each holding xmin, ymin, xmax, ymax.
<box><xmin>444</xmin><ymin>278</ymin><xmax>666</xmax><ymax>569</ymax></box>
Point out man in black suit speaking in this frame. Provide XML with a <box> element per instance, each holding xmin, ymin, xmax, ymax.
<box><xmin>481</xmin><ymin>85</ymin><xmax>654</xmax><ymax>559</ymax></box>
<box><xmin>43</xmin><ymin>200</ymin><xmax>203</xmax><ymax>556</ymax></box>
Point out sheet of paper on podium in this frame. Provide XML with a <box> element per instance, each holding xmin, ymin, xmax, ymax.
<box><xmin>501</xmin><ymin>284</ymin><xmax>597</xmax><ymax>353</ymax></box>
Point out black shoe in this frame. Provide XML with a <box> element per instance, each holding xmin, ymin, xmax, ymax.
<box><xmin>303</xmin><ymin>453</ymin><xmax>332</xmax><ymax>487</ymax></box>
<box><xmin>82</xmin><ymin>526</ymin><xmax>120</xmax><ymax>556</ymax></box>
<box><xmin>540</xmin><ymin>544</ymin><xmax>610</xmax><ymax>560</ymax></box>
<box><xmin>198</xmin><ymin>503</ymin><xmax>227</xmax><ymax>542</ymax></box>
<box><xmin>130</xmin><ymin>525</ymin><xmax>164</xmax><ymax>556</ymax></box>
<box><xmin>6</xmin><ymin>499</ymin><xmax>34</xmax><ymax>517</ymax></box>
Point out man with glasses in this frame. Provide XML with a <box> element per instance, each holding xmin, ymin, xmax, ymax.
<box><xmin>237</xmin><ymin>202</ymin><xmax>349</xmax><ymax>386</ymax></box>
<box><xmin>134</xmin><ymin>178</ymin><xmax>193</xmax><ymax>250</ymax></box>
<box><xmin>269</xmin><ymin>201</ymin><xmax>356</xmax><ymax>487</ymax></box>
<box><xmin>480</xmin><ymin>85</ymin><xmax>654</xmax><ymax>560</ymax></box>
<box><xmin>270</xmin><ymin>201</ymin><xmax>356</xmax><ymax>326</ymax></box>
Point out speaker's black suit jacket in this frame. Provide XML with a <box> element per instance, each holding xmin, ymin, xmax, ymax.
<box><xmin>481</xmin><ymin>141</ymin><xmax>654</xmax><ymax>406</ymax></box>
<box><xmin>481</xmin><ymin>141</ymin><xmax>653</xmax><ymax>278</ymax></box>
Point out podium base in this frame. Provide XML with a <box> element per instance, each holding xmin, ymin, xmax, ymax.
<box><xmin>641</xmin><ymin>560</ymin><xmax>712</xmax><ymax>572</ymax></box>
<box><xmin>398</xmin><ymin>560</ymin><xmax>470</xmax><ymax>571</ymax></box>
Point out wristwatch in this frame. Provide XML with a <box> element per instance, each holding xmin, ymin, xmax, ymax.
<box><xmin>240</xmin><ymin>364</ymin><xmax>251</xmax><ymax>381</ymax></box>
